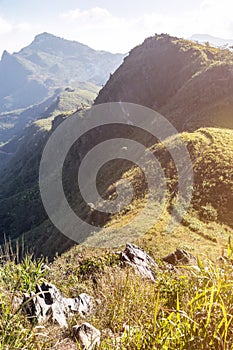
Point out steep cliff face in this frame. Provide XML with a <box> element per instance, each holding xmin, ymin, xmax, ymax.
<box><xmin>95</xmin><ymin>34</ymin><xmax>233</xmax><ymax>131</ymax></box>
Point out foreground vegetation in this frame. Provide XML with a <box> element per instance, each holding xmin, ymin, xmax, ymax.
<box><xmin>1</xmin><ymin>237</ymin><xmax>233</xmax><ymax>349</ymax></box>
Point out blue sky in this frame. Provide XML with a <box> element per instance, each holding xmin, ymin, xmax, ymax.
<box><xmin>0</xmin><ymin>0</ymin><xmax>232</xmax><ymax>56</ymax></box>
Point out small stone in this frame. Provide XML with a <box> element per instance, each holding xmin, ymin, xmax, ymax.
<box><xmin>63</xmin><ymin>293</ymin><xmax>94</xmax><ymax>316</ymax></box>
<box><xmin>73</xmin><ymin>322</ymin><xmax>101</xmax><ymax>350</ymax></box>
<box><xmin>162</xmin><ymin>249</ymin><xmax>198</xmax><ymax>266</ymax></box>
<box><xmin>78</xmin><ymin>293</ymin><xmax>94</xmax><ymax>316</ymax></box>
<box><xmin>11</xmin><ymin>295</ymin><xmax>24</xmax><ymax>311</ymax></box>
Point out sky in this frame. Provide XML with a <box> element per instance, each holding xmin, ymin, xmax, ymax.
<box><xmin>0</xmin><ymin>0</ymin><xmax>233</xmax><ymax>56</ymax></box>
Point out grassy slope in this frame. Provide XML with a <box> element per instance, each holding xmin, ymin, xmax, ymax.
<box><xmin>1</xmin><ymin>133</ymin><xmax>232</xmax><ymax>346</ymax></box>
<box><xmin>1</xmin><ymin>100</ymin><xmax>233</xmax><ymax>350</ymax></box>
<box><xmin>1</xmin><ymin>35</ymin><xmax>233</xmax><ymax>349</ymax></box>
<box><xmin>1</xmin><ymin>227</ymin><xmax>233</xmax><ymax>349</ymax></box>
<box><xmin>0</xmin><ymin>83</ymin><xmax>99</xmax><ymax>145</ymax></box>
<box><xmin>2</xmin><ymin>34</ymin><xmax>233</xmax><ymax>258</ymax></box>
<box><xmin>5</xmin><ymin>127</ymin><xmax>233</xmax><ymax>259</ymax></box>
<box><xmin>77</xmin><ymin>127</ymin><xmax>232</xmax><ymax>255</ymax></box>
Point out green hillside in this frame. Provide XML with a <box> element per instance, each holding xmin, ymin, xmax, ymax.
<box><xmin>71</xmin><ymin>127</ymin><xmax>232</xmax><ymax>258</ymax></box>
<box><xmin>96</xmin><ymin>34</ymin><xmax>233</xmax><ymax>131</ymax></box>
<box><xmin>120</xmin><ymin>127</ymin><xmax>233</xmax><ymax>228</ymax></box>
<box><xmin>0</xmin><ymin>34</ymin><xmax>233</xmax><ymax>350</ymax></box>
<box><xmin>0</xmin><ymin>34</ymin><xmax>232</xmax><ymax>260</ymax></box>
<box><xmin>2</xmin><ymin>126</ymin><xmax>232</xmax><ymax>260</ymax></box>
<box><xmin>0</xmin><ymin>83</ymin><xmax>99</xmax><ymax>147</ymax></box>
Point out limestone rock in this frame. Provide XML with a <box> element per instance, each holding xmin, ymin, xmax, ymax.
<box><xmin>73</xmin><ymin>322</ymin><xmax>100</xmax><ymax>350</ymax></box>
<box><xmin>162</xmin><ymin>249</ymin><xmax>198</xmax><ymax>266</ymax></box>
<box><xmin>120</xmin><ymin>243</ymin><xmax>157</xmax><ymax>282</ymax></box>
<box><xmin>23</xmin><ymin>282</ymin><xmax>94</xmax><ymax>328</ymax></box>
<box><xmin>63</xmin><ymin>293</ymin><xmax>93</xmax><ymax>316</ymax></box>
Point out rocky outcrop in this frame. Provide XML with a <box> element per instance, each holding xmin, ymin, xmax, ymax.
<box><xmin>120</xmin><ymin>243</ymin><xmax>158</xmax><ymax>282</ymax></box>
<box><xmin>18</xmin><ymin>244</ymin><xmax>200</xmax><ymax>349</ymax></box>
<box><xmin>23</xmin><ymin>282</ymin><xmax>93</xmax><ymax>328</ymax></box>
<box><xmin>72</xmin><ymin>322</ymin><xmax>101</xmax><ymax>350</ymax></box>
<box><xmin>162</xmin><ymin>248</ymin><xmax>198</xmax><ymax>266</ymax></box>
<box><xmin>120</xmin><ymin>244</ymin><xmax>198</xmax><ymax>281</ymax></box>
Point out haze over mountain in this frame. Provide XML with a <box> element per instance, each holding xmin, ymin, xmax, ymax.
<box><xmin>0</xmin><ymin>82</ymin><xmax>99</xmax><ymax>148</ymax></box>
<box><xmin>0</xmin><ymin>32</ymin><xmax>124</xmax><ymax>114</ymax></box>
<box><xmin>190</xmin><ymin>34</ymin><xmax>233</xmax><ymax>48</ymax></box>
<box><xmin>0</xmin><ymin>32</ymin><xmax>124</xmax><ymax>146</ymax></box>
<box><xmin>0</xmin><ymin>34</ymin><xmax>232</xmax><ymax>258</ymax></box>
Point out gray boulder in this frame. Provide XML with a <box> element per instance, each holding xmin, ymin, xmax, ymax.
<box><xmin>120</xmin><ymin>243</ymin><xmax>158</xmax><ymax>282</ymax></box>
<box><xmin>73</xmin><ymin>322</ymin><xmax>101</xmax><ymax>350</ymax></box>
<box><xmin>162</xmin><ymin>249</ymin><xmax>198</xmax><ymax>266</ymax></box>
<box><xmin>63</xmin><ymin>293</ymin><xmax>94</xmax><ymax>316</ymax></box>
<box><xmin>23</xmin><ymin>282</ymin><xmax>94</xmax><ymax>328</ymax></box>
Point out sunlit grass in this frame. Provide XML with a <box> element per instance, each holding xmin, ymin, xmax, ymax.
<box><xmin>1</xmin><ymin>237</ymin><xmax>233</xmax><ymax>348</ymax></box>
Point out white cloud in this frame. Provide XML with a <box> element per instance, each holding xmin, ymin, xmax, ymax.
<box><xmin>16</xmin><ymin>22</ymin><xmax>32</xmax><ymax>32</ymax></box>
<box><xmin>59</xmin><ymin>7</ymin><xmax>132</xmax><ymax>52</ymax></box>
<box><xmin>198</xmin><ymin>0</ymin><xmax>233</xmax><ymax>37</ymax></box>
<box><xmin>0</xmin><ymin>16</ymin><xmax>12</xmax><ymax>35</ymax></box>
<box><xmin>61</xmin><ymin>7</ymin><xmax>112</xmax><ymax>22</ymax></box>
<box><xmin>1</xmin><ymin>3</ymin><xmax>233</xmax><ymax>57</ymax></box>
<box><xmin>0</xmin><ymin>16</ymin><xmax>34</xmax><ymax>56</ymax></box>
<box><xmin>57</xmin><ymin>7</ymin><xmax>210</xmax><ymax>53</ymax></box>
<box><xmin>58</xmin><ymin>7</ymin><xmax>186</xmax><ymax>53</ymax></box>
<box><xmin>201</xmin><ymin>0</ymin><xmax>233</xmax><ymax>11</ymax></box>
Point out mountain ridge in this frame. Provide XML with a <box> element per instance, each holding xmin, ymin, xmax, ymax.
<box><xmin>0</xmin><ymin>33</ymin><xmax>232</xmax><ymax>258</ymax></box>
<box><xmin>20</xmin><ymin>32</ymin><xmax>124</xmax><ymax>56</ymax></box>
<box><xmin>0</xmin><ymin>32</ymin><xmax>124</xmax><ymax>146</ymax></box>
<box><xmin>95</xmin><ymin>34</ymin><xmax>233</xmax><ymax>131</ymax></box>
<box><xmin>190</xmin><ymin>33</ymin><xmax>233</xmax><ymax>48</ymax></box>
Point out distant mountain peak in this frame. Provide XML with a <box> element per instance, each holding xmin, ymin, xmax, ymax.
<box><xmin>1</xmin><ymin>49</ymin><xmax>10</xmax><ymax>61</ymax></box>
<box><xmin>34</xmin><ymin>32</ymin><xmax>59</xmax><ymax>41</ymax></box>
<box><xmin>25</xmin><ymin>32</ymin><xmax>96</xmax><ymax>55</ymax></box>
<box><xmin>191</xmin><ymin>33</ymin><xmax>230</xmax><ymax>40</ymax></box>
<box><xmin>0</xmin><ymin>32</ymin><xmax>124</xmax><ymax>115</ymax></box>
<box><xmin>190</xmin><ymin>34</ymin><xmax>233</xmax><ymax>48</ymax></box>
<box><xmin>31</xmin><ymin>32</ymin><xmax>67</xmax><ymax>47</ymax></box>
